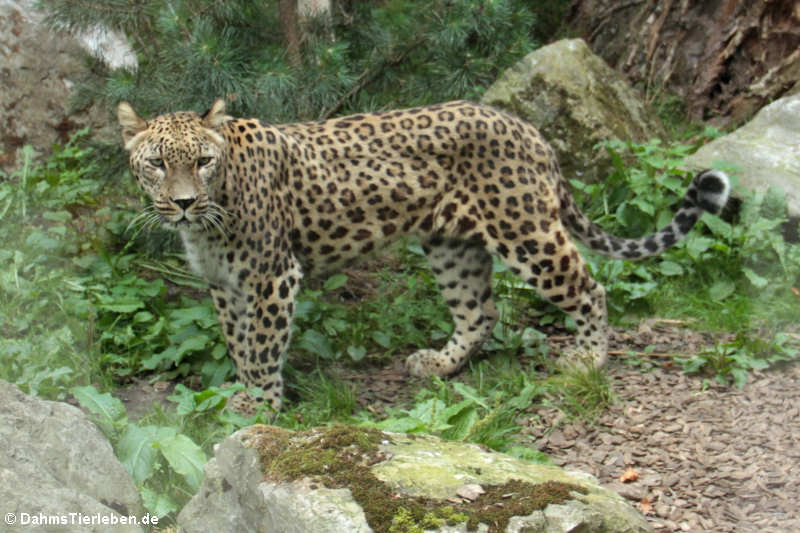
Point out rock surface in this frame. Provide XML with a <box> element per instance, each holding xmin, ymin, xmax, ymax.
<box><xmin>0</xmin><ymin>380</ymin><xmax>144</xmax><ymax>532</ymax></box>
<box><xmin>0</xmin><ymin>0</ymin><xmax>132</xmax><ymax>169</ymax></box>
<box><xmin>481</xmin><ymin>38</ymin><xmax>665</xmax><ymax>183</ymax></box>
<box><xmin>178</xmin><ymin>424</ymin><xmax>652</xmax><ymax>533</ymax></box>
<box><xmin>684</xmin><ymin>93</ymin><xmax>800</xmax><ymax>218</ymax></box>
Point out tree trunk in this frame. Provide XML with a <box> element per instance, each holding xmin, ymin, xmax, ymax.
<box><xmin>567</xmin><ymin>0</ymin><xmax>800</xmax><ymax>125</ymax></box>
<box><xmin>278</xmin><ymin>0</ymin><xmax>302</xmax><ymax>70</ymax></box>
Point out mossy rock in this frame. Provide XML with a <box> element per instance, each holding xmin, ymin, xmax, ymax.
<box><xmin>178</xmin><ymin>424</ymin><xmax>652</xmax><ymax>533</ymax></box>
<box><xmin>481</xmin><ymin>38</ymin><xmax>665</xmax><ymax>184</ymax></box>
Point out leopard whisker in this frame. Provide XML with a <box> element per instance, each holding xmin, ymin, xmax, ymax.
<box><xmin>126</xmin><ymin>206</ymin><xmax>160</xmax><ymax>234</ymax></box>
<box><xmin>204</xmin><ymin>210</ymin><xmax>229</xmax><ymax>240</ymax></box>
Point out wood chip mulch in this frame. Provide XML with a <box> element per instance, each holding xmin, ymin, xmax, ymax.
<box><xmin>528</xmin><ymin>361</ymin><xmax>800</xmax><ymax>532</ymax></box>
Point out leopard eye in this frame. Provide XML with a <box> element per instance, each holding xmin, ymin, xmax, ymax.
<box><xmin>147</xmin><ymin>158</ymin><xmax>165</xmax><ymax>169</ymax></box>
<box><xmin>197</xmin><ymin>156</ymin><xmax>213</xmax><ymax>167</ymax></box>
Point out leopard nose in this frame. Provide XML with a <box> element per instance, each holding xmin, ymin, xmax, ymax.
<box><xmin>173</xmin><ymin>197</ymin><xmax>197</xmax><ymax>210</ymax></box>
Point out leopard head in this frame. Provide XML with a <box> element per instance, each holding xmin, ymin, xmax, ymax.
<box><xmin>117</xmin><ymin>100</ymin><xmax>231</xmax><ymax>234</ymax></box>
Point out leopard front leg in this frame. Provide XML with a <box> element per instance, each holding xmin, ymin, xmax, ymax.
<box><xmin>211</xmin><ymin>259</ymin><xmax>301</xmax><ymax>412</ymax></box>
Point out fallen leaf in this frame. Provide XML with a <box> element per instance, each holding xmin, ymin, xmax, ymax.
<box><xmin>639</xmin><ymin>497</ymin><xmax>653</xmax><ymax>514</ymax></box>
<box><xmin>619</xmin><ymin>466</ymin><xmax>639</xmax><ymax>483</ymax></box>
<box><xmin>456</xmin><ymin>484</ymin><xmax>485</xmax><ymax>501</ymax></box>
<box><xmin>791</xmin><ymin>287</ymin><xmax>800</xmax><ymax>298</ymax></box>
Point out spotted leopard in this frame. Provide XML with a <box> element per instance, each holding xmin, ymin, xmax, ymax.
<box><xmin>118</xmin><ymin>99</ymin><xmax>730</xmax><ymax>411</ymax></box>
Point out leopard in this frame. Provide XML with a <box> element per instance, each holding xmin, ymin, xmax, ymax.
<box><xmin>118</xmin><ymin>99</ymin><xmax>730</xmax><ymax>412</ymax></box>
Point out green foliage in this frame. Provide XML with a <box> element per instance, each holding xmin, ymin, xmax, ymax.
<box><xmin>293</xmin><ymin>260</ymin><xmax>452</xmax><ymax>364</ymax></box>
<box><xmin>0</xmin><ymin>135</ymin><xmax>105</xmax><ymax>397</ymax></box>
<box><xmin>676</xmin><ymin>333</ymin><xmax>798</xmax><ymax>388</ymax></box>
<box><xmin>76</xmin><ymin>252</ymin><xmax>232</xmax><ymax>385</ymax></box>
<box><xmin>43</xmin><ymin>0</ymin><xmax>536</xmax><ymax>120</ymax></box>
<box><xmin>364</xmin><ymin>373</ymin><xmax>549</xmax><ymax>463</ymax></box>
<box><xmin>567</xmin><ymin>135</ymin><xmax>792</xmax><ymax>316</ymax></box>
<box><xmin>70</xmin><ymin>385</ymin><xmax>207</xmax><ymax>517</ymax></box>
<box><xmin>562</xmin><ymin>135</ymin><xmax>799</xmax><ymax>383</ymax></box>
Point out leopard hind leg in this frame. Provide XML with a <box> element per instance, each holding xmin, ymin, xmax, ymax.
<box><xmin>489</xmin><ymin>229</ymin><xmax>609</xmax><ymax>369</ymax></box>
<box><xmin>405</xmin><ymin>236</ymin><xmax>498</xmax><ymax>377</ymax></box>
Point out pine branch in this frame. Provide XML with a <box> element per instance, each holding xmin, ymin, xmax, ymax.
<box><xmin>321</xmin><ymin>37</ymin><xmax>427</xmax><ymax>119</ymax></box>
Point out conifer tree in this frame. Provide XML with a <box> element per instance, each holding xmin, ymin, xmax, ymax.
<box><xmin>42</xmin><ymin>0</ymin><xmax>538</xmax><ymax>121</ymax></box>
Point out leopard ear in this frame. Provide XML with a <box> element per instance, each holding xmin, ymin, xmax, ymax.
<box><xmin>117</xmin><ymin>102</ymin><xmax>147</xmax><ymax>150</ymax></box>
<box><xmin>201</xmin><ymin>99</ymin><xmax>231</xmax><ymax>130</ymax></box>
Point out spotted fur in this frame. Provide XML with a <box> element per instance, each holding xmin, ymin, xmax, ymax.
<box><xmin>118</xmin><ymin>100</ymin><xmax>730</xmax><ymax>411</ymax></box>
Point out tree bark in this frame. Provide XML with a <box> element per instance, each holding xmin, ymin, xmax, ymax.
<box><xmin>567</xmin><ymin>0</ymin><xmax>800</xmax><ymax>125</ymax></box>
<box><xmin>278</xmin><ymin>0</ymin><xmax>302</xmax><ymax>70</ymax></box>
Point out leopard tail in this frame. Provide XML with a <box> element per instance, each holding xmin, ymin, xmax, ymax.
<box><xmin>559</xmin><ymin>169</ymin><xmax>730</xmax><ymax>260</ymax></box>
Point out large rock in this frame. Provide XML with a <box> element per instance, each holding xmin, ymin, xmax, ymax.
<box><xmin>178</xmin><ymin>425</ymin><xmax>652</xmax><ymax>533</ymax></box>
<box><xmin>684</xmin><ymin>93</ymin><xmax>800</xmax><ymax>218</ymax></box>
<box><xmin>0</xmin><ymin>381</ymin><xmax>145</xmax><ymax>532</ymax></box>
<box><xmin>0</xmin><ymin>0</ymin><xmax>134</xmax><ymax>169</ymax></box>
<box><xmin>481</xmin><ymin>38</ymin><xmax>665</xmax><ymax>183</ymax></box>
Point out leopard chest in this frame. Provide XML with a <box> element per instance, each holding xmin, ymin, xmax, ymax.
<box><xmin>180</xmin><ymin>230</ymin><xmax>239</xmax><ymax>291</ymax></box>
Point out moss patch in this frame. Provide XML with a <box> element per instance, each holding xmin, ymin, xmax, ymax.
<box><xmin>251</xmin><ymin>425</ymin><xmax>588</xmax><ymax>533</ymax></box>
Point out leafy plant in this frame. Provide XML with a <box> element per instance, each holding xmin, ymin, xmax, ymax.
<box><xmin>0</xmin><ymin>135</ymin><xmax>107</xmax><ymax>398</ymax></box>
<box><xmin>71</xmin><ymin>385</ymin><xmax>208</xmax><ymax>517</ymax></box>
<box><xmin>676</xmin><ymin>334</ymin><xmax>798</xmax><ymax>388</ymax></box>
<box><xmin>293</xmin><ymin>261</ymin><xmax>451</xmax><ymax>365</ymax></box>
<box><xmin>75</xmin><ymin>251</ymin><xmax>232</xmax><ymax>385</ymax></box>
<box><xmin>362</xmin><ymin>374</ymin><xmax>549</xmax><ymax>463</ymax></box>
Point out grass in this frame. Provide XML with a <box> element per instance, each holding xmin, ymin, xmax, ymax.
<box><xmin>1</xmin><ymin>129</ymin><xmax>798</xmax><ymax>527</ymax></box>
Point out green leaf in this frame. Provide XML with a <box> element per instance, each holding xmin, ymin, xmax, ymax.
<box><xmin>347</xmin><ymin>345</ymin><xmax>367</xmax><ymax>361</ymax></box>
<box><xmin>298</xmin><ymin>329</ymin><xmax>335</xmax><ymax>359</ymax></box>
<box><xmin>140</xmin><ymin>486</ymin><xmax>178</xmax><ymax>519</ymax></box>
<box><xmin>194</xmin><ymin>388</ymin><xmax>227</xmax><ymax>412</ymax></box>
<box><xmin>441</xmin><ymin>403</ymin><xmax>479</xmax><ymax>441</ymax></box>
<box><xmin>142</xmin><ymin>346</ymin><xmax>178</xmax><ymax>370</ymax></box>
<box><xmin>658</xmin><ymin>260</ymin><xmax>684</xmax><ymax>276</ymax></box>
<box><xmin>96</xmin><ymin>294</ymin><xmax>145</xmax><ymax>313</ymax></box>
<box><xmin>708</xmin><ymin>279</ymin><xmax>736</xmax><ymax>302</ymax></box>
<box><xmin>201</xmin><ymin>359</ymin><xmax>233</xmax><ymax>387</ymax></box>
<box><xmin>742</xmin><ymin>268</ymin><xmax>769</xmax><ymax>289</ymax></box>
<box><xmin>70</xmin><ymin>385</ymin><xmax>126</xmax><ymax>424</ymax></box>
<box><xmin>174</xmin><ymin>334</ymin><xmax>211</xmax><ymax>358</ymax></box>
<box><xmin>117</xmin><ymin>423</ymin><xmax>158</xmax><ymax>484</ymax></box>
<box><xmin>506</xmin><ymin>383</ymin><xmax>542</xmax><ymax>410</ymax></box>
<box><xmin>168</xmin><ymin>384</ymin><xmax>197</xmax><ymax>415</ymax></box>
<box><xmin>451</xmin><ymin>381</ymin><xmax>489</xmax><ymax>410</ymax></box>
<box><xmin>156</xmin><ymin>434</ymin><xmax>207</xmax><ymax>491</ymax></box>
<box><xmin>701</xmin><ymin>212</ymin><xmax>731</xmax><ymax>237</ymax></box>
<box><xmin>375</xmin><ymin>416</ymin><xmax>426</xmax><ymax>433</ymax></box>
<box><xmin>686</xmin><ymin>236</ymin><xmax>713</xmax><ymax>260</ymax></box>
<box><xmin>631</xmin><ymin>197</ymin><xmax>655</xmax><ymax>216</ymax></box>
<box><xmin>372</xmin><ymin>330</ymin><xmax>393</xmax><ymax>349</ymax></box>
<box><xmin>323</xmin><ymin>273</ymin><xmax>349</xmax><ymax>291</ymax></box>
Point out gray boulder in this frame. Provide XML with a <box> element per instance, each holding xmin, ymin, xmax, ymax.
<box><xmin>0</xmin><ymin>380</ymin><xmax>145</xmax><ymax>533</ymax></box>
<box><xmin>684</xmin><ymin>93</ymin><xmax>800</xmax><ymax>217</ymax></box>
<box><xmin>481</xmin><ymin>38</ymin><xmax>666</xmax><ymax>183</ymax></box>
<box><xmin>178</xmin><ymin>425</ymin><xmax>652</xmax><ymax>533</ymax></box>
<box><xmin>0</xmin><ymin>0</ymin><xmax>133</xmax><ymax>169</ymax></box>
